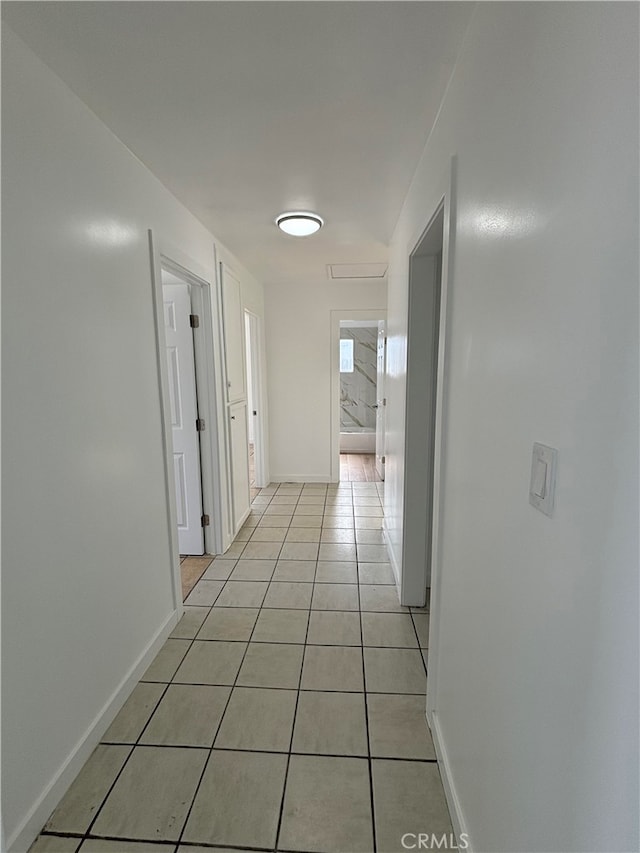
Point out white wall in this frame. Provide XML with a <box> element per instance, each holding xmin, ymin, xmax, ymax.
<box><xmin>266</xmin><ymin>280</ymin><xmax>386</xmax><ymax>481</ymax></box>
<box><xmin>1</xmin><ymin>28</ymin><xmax>264</xmax><ymax>852</ymax></box>
<box><xmin>385</xmin><ymin>4</ymin><xmax>639</xmax><ymax>852</ymax></box>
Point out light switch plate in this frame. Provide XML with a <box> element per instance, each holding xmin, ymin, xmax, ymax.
<box><xmin>529</xmin><ymin>443</ymin><xmax>557</xmax><ymax>517</ymax></box>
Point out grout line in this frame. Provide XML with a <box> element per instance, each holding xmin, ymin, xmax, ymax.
<box><xmin>272</xmin><ymin>531</ymin><xmax>315</xmax><ymax>852</ymax></box>
<box><xmin>357</xmin><ymin>552</ymin><xmax>378</xmax><ymax>853</ymax></box>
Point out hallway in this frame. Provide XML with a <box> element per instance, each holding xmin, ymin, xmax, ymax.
<box><xmin>30</xmin><ymin>480</ymin><xmax>447</xmax><ymax>853</ymax></box>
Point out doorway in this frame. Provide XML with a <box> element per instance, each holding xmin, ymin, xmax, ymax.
<box><xmin>330</xmin><ymin>309</ymin><xmax>387</xmax><ymax>483</ymax></box>
<box><xmin>401</xmin><ymin>206</ymin><xmax>444</xmax><ymax>605</ymax></box>
<box><xmin>161</xmin><ymin>270</ymin><xmax>204</xmax><ymax>555</ymax></box>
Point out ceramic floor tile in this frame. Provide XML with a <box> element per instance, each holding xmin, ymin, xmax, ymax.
<box><xmin>353</xmin><ymin>497</ymin><xmax>382</xmax><ymax>506</ymax></box>
<box><xmin>202</xmin><ymin>559</ymin><xmax>237</xmax><ymax>581</ymax></box>
<box><xmin>170</xmin><ymin>607</ymin><xmax>208</xmax><ymax>639</ymax></box>
<box><xmin>354</xmin><ymin>506</ymin><xmax>384</xmax><ymax>517</ymax></box>
<box><xmin>215</xmin><ymin>686</ymin><xmax>297</xmax><ymax>751</ymax></box>
<box><xmin>306</xmin><ymin>611</ymin><xmax>362</xmax><ymax>646</ymax></box>
<box><xmin>361</xmin><ymin>613</ymin><xmax>419</xmax><ymax>648</ymax></box>
<box><xmin>273</xmin><ymin>559</ymin><xmax>317</xmax><ymax>582</ymax></box>
<box><xmin>311</xmin><ymin>583</ymin><xmax>359</xmax><ymax>611</ymax></box>
<box><xmin>360</xmin><ymin>584</ymin><xmax>406</xmax><ymax>613</ymax></box>
<box><xmin>318</xmin><ymin>543</ymin><xmax>358</xmax><ymax>562</ymax></box>
<box><xmin>44</xmin><ymin>745</ymin><xmax>131</xmax><ymax>833</ymax></box>
<box><xmin>364</xmin><ymin>648</ymin><xmax>427</xmax><ymax>694</ymax></box>
<box><xmin>258</xmin><ymin>514</ymin><xmax>293</xmax><ymax>527</ymax></box>
<box><xmin>367</xmin><ymin>694</ymin><xmax>436</xmax><ymax>759</ymax></box>
<box><xmin>237</xmin><ymin>642</ymin><xmax>304</xmax><ymax>689</ymax></box>
<box><xmin>80</xmin><ymin>841</ymin><xmax>171</xmax><ymax>852</ymax></box>
<box><xmin>355</xmin><ymin>528</ymin><xmax>385</xmax><ymax>544</ymax></box>
<box><xmin>297</xmin><ymin>495</ymin><xmax>326</xmax><ymax>505</ymax></box>
<box><xmin>102</xmin><ymin>683</ymin><xmax>165</xmax><ymax>744</ymax></box>
<box><xmin>315</xmin><ymin>561</ymin><xmax>358</xmax><ymax>583</ymax></box>
<box><xmin>214</xmin><ymin>580</ymin><xmax>268</xmax><ymax>608</ymax></box>
<box><xmin>240</xmin><ymin>541</ymin><xmax>283</xmax><ymax>560</ymax></box>
<box><xmin>413</xmin><ymin>613</ymin><xmax>430</xmax><ymax>647</ymax></box>
<box><xmin>278</xmin><ymin>542</ymin><xmax>319</xmax><ymax>561</ymax></box>
<box><xmin>263</xmin><ymin>581</ymin><xmax>313</xmax><ymax>609</ymax></box>
<box><xmin>301</xmin><ymin>645</ymin><xmax>364</xmax><ymax>691</ymax></box>
<box><xmin>295</xmin><ymin>504</ymin><xmax>325</xmax><ymax>515</ymax></box>
<box><xmin>354</xmin><ymin>516</ymin><xmax>383</xmax><ymax>529</ymax></box>
<box><xmin>141</xmin><ymin>639</ymin><xmax>191</xmax><ymax>683</ymax></box>
<box><xmin>184</xmin><ymin>580</ymin><xmax>225</xmax><ymax>606</ymax></box>
<box><xmin>358</xmin><ymin>563</ymin><xmax>395</xmax><ymax>585</ymax></box>
<box><xmin>173</xmin><ymin>641</ymin><xmax>246</xmax><ymax>685</ymax></box>
<box><xmin>183</xmin><ymin>750</ymin><xmax>287</xmax><ymax>849</ymax></box>
<box><xmin>284</xmin><ymin>528</ymin><xmax>321</xmax><ymax>543</ymax></box>
<box><xmin>252</xmin><ymin>608</ymin><xmax>309</xmax><ymax>643</ymax></box>
<box><xmin>229</xmin><ymin>559</ymin><xmax>276</xmax><ymax>581</ymax></box>
<box><xmin>322</xmin><ymin>515</ymin><xmax>355</xmax><ymax>528</ymax></box>
<box><xmin>223</xmin><ymin>541</ymin><xmax>247</xmax><ymax>557</ymax></box>
<box><xmin>279</xmin><ymin>755</ymin><xmax>373</xmax><ymax>852</ymax></box>
<box><xmin>140</xmin><ymin>684</ymin><xmax>230</xmax><ymax>747</ymax></box>
<box><xmin>320</xmin><ymin>528</ymin><xmax>356</xmax><ymax>544</ymax></box>
<box><xmin>92</xmin><ymin>746</ymin><xmax>207</xmax><ymax>841</ymax></box>
<box><xmin>292</xmin><ymin>691</ymin><xmax>367</xmax><ymax>756</ymax></box>
<box><xmin>28</xmin><ymin>837</ymin><xmax>81</xmax><ymax>853</ymax></box>
<box><xmin>290</xmin><ymin>515</ymin><xmax>322</xmax><ymax>528</ymax></box>
<box><xmin>373</xmin><ymin>759</ymin><xmax>452</xmax><ymax>851</ymax></box>
<box><xmin>233</xmin><ymin>526</ymin><xmax>252</xmax><ymax>542</ymax></box>
<box><xmin>357</xmin><ymin>543</ymin><xmax>389</xmax><ymax>562</ymax></box>
<box><xmin>323</xmin><ymin>508</ymin><xmax>355</xmax><ymax>518</ymax></box>
<box><xmin>248</xmin><ymin>526</ymin><xmax>287</xmax><ymax>543</ymax></box>
<box><xmin>197</xmin><ymin>606</ymin><xmax>258</xmax><ymax>641</ymax></box>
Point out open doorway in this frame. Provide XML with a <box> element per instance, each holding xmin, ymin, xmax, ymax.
<box><xmin>331</xmin><ymin>309</ymin><xmax>387</xmax><ymax>483</ymax></box>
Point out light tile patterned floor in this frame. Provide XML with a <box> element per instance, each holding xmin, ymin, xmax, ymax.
<box><xmin>31</xmin><ymin>480</ymin><xmax>451</xmax><ymax>853</ymax></box>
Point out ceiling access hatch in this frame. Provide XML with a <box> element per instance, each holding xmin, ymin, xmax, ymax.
<box><xmin>327</xmin><ymin>263</ymin><xmax>388</xmax><ymax>279</ymax></box>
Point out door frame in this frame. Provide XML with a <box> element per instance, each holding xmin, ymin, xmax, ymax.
<box><xmin>149</xmin><ymin>231</ymin><xmax>226</xmax><ymax>609</ymax></box>
<box><xmin>400</xmin><ymin>158</ymin><xmax>456</xmax><ymax>729</ymax></box>
<box><xmin>244</xmin><ymin>309</ymin><xmax>269</xmax><ymax>488</ymax></box>
<box><xmin>330</xmin><ymin>309</ymin><xmax>387</xmax><ymax>483</ymax></box>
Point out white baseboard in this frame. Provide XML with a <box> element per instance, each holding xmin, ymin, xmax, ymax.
<box><xmin>383</xmin><ymin>520</ymin><xmax>401</xmax><ymax>587</ymax></box>
<box><xmin>8</xmin><ymin>609</ymin><xmax>180</xmax><ymax>853</ymax></box>
<box><xmin>428</xmin><ymin>710</ymin><xmax>474</xmax><ymax>853</ymax></box>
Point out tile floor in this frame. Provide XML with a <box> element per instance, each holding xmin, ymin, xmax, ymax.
<box><xmin>339</xmin><ymin>452</ymin><xmax>381</xmax><ymax>483</ymax></box>
<box><xmin>31</xmin><ymin>480</ymin><xmax>451</xmax><ymax>853</ymax></box>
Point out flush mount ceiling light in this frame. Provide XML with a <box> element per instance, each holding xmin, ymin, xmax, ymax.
<box><xmin>275</xmin><ymin>211</ymin><xmax>324</xmax><ymax>237</ymax></box>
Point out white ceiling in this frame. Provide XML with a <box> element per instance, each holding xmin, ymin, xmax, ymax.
<box><xmin>3</xmin><ymin>1</ymin><xmax>474</xmax><ymax>288</ymax></box>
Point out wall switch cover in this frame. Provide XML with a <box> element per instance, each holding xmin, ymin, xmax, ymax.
<box><xmin>529</xmin><ymin>443</ymin><xmax>557</xmax><ymax>517</ymax></box>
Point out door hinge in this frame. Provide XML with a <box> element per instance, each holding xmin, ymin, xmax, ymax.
<box><xmin>189</xmin><ymin>314</ymin><xmax>200</xmax><ymax>328</ymax></box>
<box><xmin>382</xmin><ymin>455</ymin><xmax>386</xmax><ymax>464</ymax></box>
<box><xmin>196</xmin><ymin>418</ymin><xmax>205</xmax><ymax>431</ymax></box>
<box><xmin>201</xmin><ymin>514</ymin><xmax>210</xmax><ymax>527</ymax></box>
<box><xmin>253</xmin><ymin>410</ymin><xmax>257</xmax><ymax>416</ymax></box>
<box><xmin>383</xmin><ymin>398</ymin><xmax>387</xmax><ymax>406</ymax></box>
<box><xmin>384</xmin><ymin>336</ymin><xmax>388</xmax><ymax>346</ymax></box>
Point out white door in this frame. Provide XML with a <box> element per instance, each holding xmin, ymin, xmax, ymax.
<box><xmin>375</xmin><ymin>322</ymin><xmax>386</xmax><ymax>480</ymax></box>
<box><xmin>163</xmin><ymin>283</ymin><xmax>204</xmax><ymax>555</ymax></box>
<box><xmin>229</xmin><ymin>400</ymin><xmax>251</xmax><ymax>531</ymax></box>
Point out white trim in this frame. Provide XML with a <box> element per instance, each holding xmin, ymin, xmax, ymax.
<box><xmin>383</xmin><ymin>520</ymin><xmax>401</xmax><ymax>587</ymax></box>
<box><xmin>428</xmin><ymin>710</ymin><xmax>474</xmax><ymax>853</ymax></box>
<box><xmin>330</xmin><ymin>308</ymin><xmax>386</xmax><ymax>483</ymax></box>
<box><xmin>270</xmin><ymin>474</ymin><xmax>330</xmax><ymax>484</ymax></box>
<box><xmin>244</xmin><ymin>309</ymin><xmax>269</xmax><ymax>488</ymax></box>
<box><xmin>425</xmin><ymin>156</ymin><xmax>457</xmax><ymax>725</ymax></box>
<box><xmin>6</xmin><ymin>610</ymin><xmax>179</xmax><ymax>853</ymax></box>
<box><xmin>148</xmin><ymin>231</ymin><xmax>183</xmax><ymax>609</ymax></box>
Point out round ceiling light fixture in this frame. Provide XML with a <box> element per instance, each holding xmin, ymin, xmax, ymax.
<box><xmin>275</xmin><ymin>211</ymin><xmax>324</xmax><ymax>237</ymax></box>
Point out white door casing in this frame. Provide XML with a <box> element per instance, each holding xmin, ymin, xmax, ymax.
<box><xmin>375</xmin><ymin>321</ymin><xmax>386</xmax><ymax>480</ymax></box>
<box><xmin>229</xmin><ymin>400</ymin><xmax>251</xmax><ymax>530</ymax></box>
<box><xmin>163</xmin><ymin>282</ymin><xmax>204</xmax><ymax>555</ymax></box>
<box><xmin>221</xmin><ymin>265</ymin><xmax>246</xmax><ymax>404</ymax></box>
